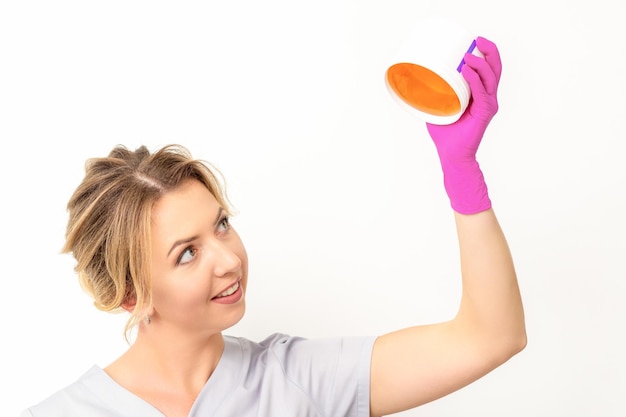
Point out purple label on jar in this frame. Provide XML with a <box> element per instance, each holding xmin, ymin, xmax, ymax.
<box><xmin>457</xmin><ymin>39</ymin><xmax>477</xmax><ymax>72</ymax></box>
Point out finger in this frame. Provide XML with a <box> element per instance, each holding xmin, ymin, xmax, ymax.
<box><xmin>475</xmin><ymin>36</ymin><xmax>502</xmax><ymax>84</ymax></box>
<box><xmin>463</xmin><ymin>52</ymin><xmax>498</xmax><ymax>96</ymax></box>
<box><xmin>461</xmin><ymin>63</ymin><xmax>496</xmax><ymax>122</ymax></box>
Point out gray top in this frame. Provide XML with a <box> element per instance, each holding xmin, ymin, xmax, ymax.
<box><xmin>22</xmin><ymin>333</ymin><xmax>376</xmax><ymax>417</ymax></box>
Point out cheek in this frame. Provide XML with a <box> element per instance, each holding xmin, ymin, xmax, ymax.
<box><xmin>151</xmin><ymin>272</ymin><xmax>212</xmax><ymax>312</ymax></box>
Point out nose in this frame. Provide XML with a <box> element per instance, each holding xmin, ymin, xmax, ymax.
<box><xmin>211</xmin><ymin>240</ymin><xmax>241</xmax><ymax>278</ymax></box>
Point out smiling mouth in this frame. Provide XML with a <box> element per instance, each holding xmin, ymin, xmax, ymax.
<box><xmin>213</xmin><ymin>281</ymin><xmax>240</xmax><ymax>299</ymax></box>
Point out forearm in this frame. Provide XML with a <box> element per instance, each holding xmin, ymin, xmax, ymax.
<box><xmin>453</xmin><ymin>209</ymin><xmax>526</xmax><ymax>358</ymax></box>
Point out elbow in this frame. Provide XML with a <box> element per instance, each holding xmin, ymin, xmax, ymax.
<box><xmin>456</xmin><ymin>310</ymin><xmax>528</xmax><ymax>365</ymax></box>
<box><xmin>498</xmin><ymin>326</ymin><xmax>527</xmax><ymax>363</ymax></box>
<box><xmin>478</xmin><ymin>321</ymin><xmax>527</xmax><ymax>366</ymax></box>
<box><xmin>510</xmin><ymin>314</ymin><xmax>528</xmax><ymax>354</ymax></box>
<box><xmin>507</xmin><ymin>334</ymin><xmax>527</xmax><ymax>360</ymax></box>
<box><xmin>513</xmin><ymin>328</ymin><xmax>528</xmax><ymax>354</ymax></box>
<box><xmin>482</xmin><ymin>333</ymin><xmax>526</xmax><ymax>371</ymax></box>
<box><xmin>495</xmin><ymin>309</ymin><xmax>528</xmax><ymax>360</ymax></box>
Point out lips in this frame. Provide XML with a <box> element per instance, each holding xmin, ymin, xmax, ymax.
<box><xmin>212</xmin><ymin>280</ymin><xmax>240</xmax><ymax>299</ymax></box>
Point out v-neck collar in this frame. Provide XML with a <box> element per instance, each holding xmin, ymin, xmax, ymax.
<box><xmin>80</xmin><ymin>335</ymin><xmax>246</xmax><ymax>417</ymax></box>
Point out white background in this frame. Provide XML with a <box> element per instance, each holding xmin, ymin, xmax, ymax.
<box><xmin>2</xmin><ymin>0</ymin><xmax>625</xmax><ymax>416</ymax></box>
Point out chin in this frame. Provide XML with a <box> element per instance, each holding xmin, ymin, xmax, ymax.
<box><xmin>222</xmin><ymin>302</ymin><xmax>246</xmax><ymax>331</ymax></box>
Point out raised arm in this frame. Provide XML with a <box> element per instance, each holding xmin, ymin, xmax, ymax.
<box><xmin>369</xmin><ymin>37</ymin><xmax>526</xmax><ymax>417</ymax></box>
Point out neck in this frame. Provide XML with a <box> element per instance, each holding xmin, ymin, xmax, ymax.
<box><xmin>106</xmin><ymin>325</ymin><xmax>225</xmax><ymax>396</ymax></box>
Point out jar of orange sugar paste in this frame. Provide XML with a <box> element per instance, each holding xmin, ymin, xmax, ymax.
<box><xmin>385</xmin><ymin>16</ymin><xmax>483</xmax><ymax>125</ymax></box>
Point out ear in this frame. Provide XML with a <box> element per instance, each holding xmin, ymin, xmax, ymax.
<box><xmin>121</xmin><ymin>298</ymin><xmax>136</xmax><ymax>313</ymax></box>
<box><xmin>122</xmin><ymin>297</ymin><xmax>155</xmax><ymax>319</ymax></box>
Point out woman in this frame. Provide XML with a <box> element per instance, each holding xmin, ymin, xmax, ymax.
<box><xmin>21</xmin><ymin>36</ymin><xmax>526</xmax><ymax>417</ymax></box>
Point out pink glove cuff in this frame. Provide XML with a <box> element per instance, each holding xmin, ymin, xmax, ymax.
<box><xmin>438</xmin><ymin>158</ymin><xmax>491</xmax><ymax>214</ymax></box>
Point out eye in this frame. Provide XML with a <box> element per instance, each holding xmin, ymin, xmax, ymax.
<box><xmin>177</xmin><ymin>246</ymin><xmax>197</xmax><ymax>266</ymax></box>
<box><xmin>217</xmin><ymin>216</ymin><xmax>231</xmax><ymax>233</ymax></box>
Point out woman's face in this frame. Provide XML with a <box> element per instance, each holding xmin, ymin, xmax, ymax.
<box><xmin>148</xmin><ymin>179</ymin><xmax>248</xmax><ymax>335</ymax></box>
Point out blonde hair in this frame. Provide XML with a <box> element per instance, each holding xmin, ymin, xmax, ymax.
<box><xmin>62</xmin><ymin>144</ymin><xmax>231</xmax><ymax>340</ymax></box>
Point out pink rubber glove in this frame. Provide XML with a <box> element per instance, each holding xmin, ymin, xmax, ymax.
<box><xmin>426</xmin><ymin>36</ymin><xmax>502</xmax><ymax>214</ymax></box>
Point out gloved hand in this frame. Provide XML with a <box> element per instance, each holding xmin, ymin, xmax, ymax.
<box><xmin>426</xmin><ymin>36</ymin><xmax>502</xmax><ymax>214</ymax></box>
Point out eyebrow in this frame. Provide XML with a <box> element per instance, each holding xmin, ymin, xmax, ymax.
<box><xmin>166</xmin><ymin>207</ymin><xmax>224</xmax><ymax>257</ymax></box>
